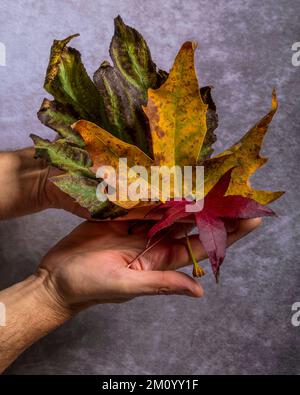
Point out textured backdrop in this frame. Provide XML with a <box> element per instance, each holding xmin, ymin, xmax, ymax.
<box><xmin>0</xmin><ymin>0</ymin><xmax>299</xmax><ymax>374</ymax></box>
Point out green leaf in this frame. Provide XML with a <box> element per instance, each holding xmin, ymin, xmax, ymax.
<box><xmin>30</xmin><ymin>134</ymin><xmax>94</xmax><ymax>178</ymax></box>
<box><xmin>198</xmin><ymin>86</ymin><xmax>218</xmax><ymax>162</ymax></box>
<box><xmin>37</xmin><ymin>98</ymin><xmax>84</xmax><ymax>146</ymax></box>
<box><xmin>109</xmin><ymin>15</ymin><xmax>167</xmax><ymax>97</ymax></box>
<box><xmin>44</xmin><ymin>34</ymin><xmax>108</xmax><ymax>128</ymax></box>
<box><xmin>50</xmin><ymin>174</ymin><xmax>127</xmax><ymax>219</ymax></box>
<box><xmin>93</xmin><ymin>61</ymin><xmax>138</xmax><ymax>145</ymax></box>
<box><xmin>93</xmin><ymin>16</ymin><xmax>168</xmax><ymax>156</ymax></box>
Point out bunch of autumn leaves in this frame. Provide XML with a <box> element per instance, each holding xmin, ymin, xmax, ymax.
<box><xmin>31</xmin><ymin>16</ymin><xmax>283</xmax><ymax>280</ymax></box>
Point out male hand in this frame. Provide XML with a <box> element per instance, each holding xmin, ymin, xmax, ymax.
<box><xmin>40</xmin><ymin>218</ymin><xmax>261</xmax><ymax>313</ymax></box>
<box><xmin>0</xmin><ymin>148</ymin><xmax>168</xmax><ymax>220</ymax></box>
<box><xmin>0</xmin><ymin>218</ymin><xmax>261</xmax><ymax>372</ymax></box>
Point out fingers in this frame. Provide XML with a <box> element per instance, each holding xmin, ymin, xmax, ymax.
<box><xmin>167</xmin><ymin>218</ymin><xmax>262</xmax><ymax>270</ymax></box>
<box><xmin>223</xmin><ymin>218</ymin><xmax>239</xmax><ymax>233</ymax></box>
<box><xmin>227</xmin><ymin>217</ymin><xmax>262</xmax><ymax>242</ymax></box>
<box><xmin>190</xmin><ymin>217</ymin><xmax>262</xmax><ymax>253</ymax></box>
<box><xmin>124</xmin><ymin>269</ymin><xmax>204</xmax><ymax>298</ymax></box>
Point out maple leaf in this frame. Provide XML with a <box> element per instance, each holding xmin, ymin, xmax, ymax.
<box><xmin>147</xmin><ymin>169</ymin><xmax>275</xmax><ymax>281</ymax></box>
<box><xmin>144</xmin><ymin>41</ymin><xmax>208</xmax><ymax>167</ymax></box>
<box><xmin>203</xmin><ymin>90</ymin><xmax>284</xmax><ymax>204</ymax></box>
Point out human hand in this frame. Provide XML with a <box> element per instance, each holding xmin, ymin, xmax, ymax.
<box><xmin>0</xmin><ymin>148</ymin><xmax>84</xmax><ymax>219</ymax></box>
<box><xmin>0</xmin><ymin>218</ymin><xmax>261</xmax><ymax>373</ymax></box>
<box><xmin>0</xmin><ymin>148</ymin><xmax>159</xmax><ymax>220</ymax></box>
<box><xmin>45</xmin><ymin>166</ymin><xmax>163</xmax><ymax>220</ymax></box>
<box><xmin>39</xmin><ymin>218</ymin><xmax>261</xmax><ymax>314</ymax></box>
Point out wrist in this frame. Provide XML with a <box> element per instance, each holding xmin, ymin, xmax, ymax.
<box><xmin>0</xmin><ymin>270</ymin><xmax>72</xmax><ymax>372</ymax></box>
<box><xmin>33</xmin><ymin>268</ymin><xmax>75</xmax><ymax>321</ymax></box>
<box><xmin>41</xmin><ymin>265</ymin><xmax>97</xmax><ymax>314</ymax></box>
<box><xmin>1</xmin><ymin>269</ymin><xmax>74</xmax><ymax>324</ymax></box>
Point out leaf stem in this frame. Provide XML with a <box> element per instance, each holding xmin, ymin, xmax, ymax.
<box><xmin>127</xmin><ymin>226</ymin><xmax>174</xmax><ymax>268</ymax></box>
<box><xmin>185</xmin><ymin>229</ymin><xmax>205</xmax><ymax>278</ymax></box>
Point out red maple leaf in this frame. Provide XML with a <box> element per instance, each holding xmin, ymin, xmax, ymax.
<box><xmin>147</xmin><ymin>169</ymin><xmax>275</xmax><ymax>281</ymax></box>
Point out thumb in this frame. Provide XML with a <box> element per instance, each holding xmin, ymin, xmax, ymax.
<box><xmin>126</xmin><ymin>270</ymin><xmax>204</xmax><ymax>298</ymax></box>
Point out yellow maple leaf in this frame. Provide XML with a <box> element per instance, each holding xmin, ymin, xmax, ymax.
<box><xmin>144</xmin><ymin>41</ymin><xmax>208</xmax><ymax>167</ymax></box>
<box><xmin>204</xmin><ymin>90</ymin><xmax>284</xmax><ymax>204</ymax></box>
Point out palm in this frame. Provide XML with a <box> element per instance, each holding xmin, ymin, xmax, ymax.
<box><xmin>40</xmin><ymin>218</ymin><xmax>261</xmax><ymax>307</ymax></box>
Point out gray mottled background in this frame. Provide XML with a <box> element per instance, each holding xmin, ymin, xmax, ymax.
<box><xmin>0</xmin><ymin>0</ymin><xmax>299</xmax><ymax>375</ymax></box>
